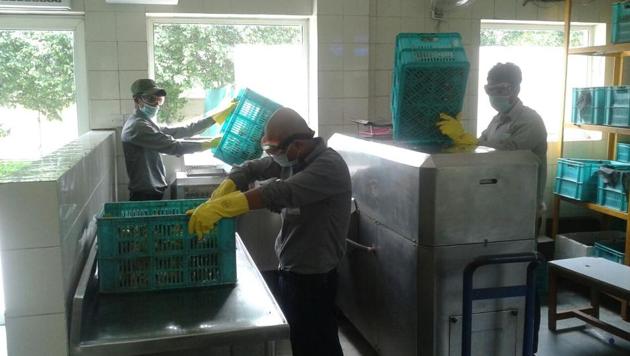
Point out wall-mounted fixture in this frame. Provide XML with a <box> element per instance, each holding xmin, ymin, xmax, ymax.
<box><xmin>431</xmin><ymin>0</ymin><xmax>475</xmax><ymax>20</ymax></box>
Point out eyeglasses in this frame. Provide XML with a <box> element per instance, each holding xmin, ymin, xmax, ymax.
<box><xmin>261</xmin><ymin>133</ymin><xmax>313</xmax><ymax>154</ymax></box>
<box><xmin>484</xmin><ymin>83</ymin><xmax>513</xmax><ymax>96</ymax></box>
<box><xmin>141</xmin><ymin>94</ymin><xmax>165</xmax><ymax>106</ymax></box>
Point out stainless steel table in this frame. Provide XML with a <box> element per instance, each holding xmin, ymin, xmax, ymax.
<box><xmin>70</xmin><ymin>235</ymin><xmax>288</xmax><ymax>356</ymax></box>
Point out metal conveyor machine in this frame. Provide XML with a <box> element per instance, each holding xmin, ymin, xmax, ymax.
<box><xmin>328</xmin><ymin>134</ymin><xmax>539</xmax><ymax>356</ymax></box>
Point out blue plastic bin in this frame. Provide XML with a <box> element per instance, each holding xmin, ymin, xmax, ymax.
<box><xmin>391</xmin><ymin>32</ymin><xmax>469</xmax><ymax>144</ymax></box>
<box><xmin>612</xmin><ymin>2</ymin><xmax>630</xmax><ymax>43</ymax></box>
<box><xmin>554</xmin><ymin>178</ymin><xmax>596</xmax><ymax>201</ymax></box>
<box><xmin>212</xmin><ymin>88</ymin><xmax>281</xmax><ymax>165</ymax></box>
<box><xmin>97</xmin><ymin>199</ymin><xmax>236</xmax><ymax>293</ymax></box>
<box><xmin>605</xmin><ymin>86</ymin><xmax>630</xmax><ymax>127</ymax></box>
<box><xmin>555</xmin><ymin>158</ymin><xmax>610</xmax><ymax>183</ymax></box>
<box><xmin>594</xmin><ymin>240</ymin><xmax>626</xmax><ymax>264</ymax></box>
<box><xmin>571</xmin><ymin>87</ymin><xmax>607</xmax><ymax>125</ymax></box>
<box><xmin>617</xmin><ymin>143</ymin><xmax>630</xmax><ymax>162</ymax></box>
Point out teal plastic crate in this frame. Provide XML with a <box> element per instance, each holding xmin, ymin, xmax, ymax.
<box><xmin>212</xmin><ymin>88</ymin><xmax>281</xmax><ymax>165</ymax></box>
<box><xmin>597</xmin><ymin>187</ymin><xmax>628</xmax><ymax>212</ymax></box>
<box><xmin>612</xmin><ymin>2</ymin><xmax>630</xmax><ymax>44</ymax></box>
<box><xmin>571</xmin><ymin>87</ymin><xmax>607</xmax><ymax>125</ymax></box>
<box><xmin>554</xmin><ymin>177</ymin><xmax>596</xmax><ymax>201</ymax></box>
<box><xmin>391</xmin><ymin>33</ymin><xmax>469</xmax><ymax>144</ymax></box>
<box><xmin>605</xmin><ymin>86</ymin><xmax>630</xmax><ymax>127</ymax></box>
<box><xmin>97</xmin><ymin>199</ymin><xmax>236</xmax><ymax>293</ymax></box>
<box><xmin>617</xmin><ymin>143</ymin><xmax>630</xmax><ymax>162</ymax></box>
<box><xmin>594</xmin><ymin>240</ymin><xmax>626</xmax><ymax>264</ymax></box>
<box><xmin>556</xmin><ymin>158</ymin><xmax>609</xmax><ymax>183</ymax></box>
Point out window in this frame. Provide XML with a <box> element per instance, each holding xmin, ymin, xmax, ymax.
<box><xmin>478</xmin><ymin>20</ymin><xmax>606</xmax><ymax>142</ymax></box>
<box><xmin>0</xmin><ymin>16</ymin><xmax>87</xmax><ymax>177</ymax></box>
<box><xmin>147</xmin><ymin>16</ymin><xmax>310</xmax><ymax>166</ymax></box>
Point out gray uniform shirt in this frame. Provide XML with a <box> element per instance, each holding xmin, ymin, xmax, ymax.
<box><xmin>121</xmin><ymin>109</ymin><xmax>213</xmax><ymax>193</ymax></box>
<box><xmin>479</xmin><ymin>99</ymin><xmax>548</xmax><ymax>204</ymax></box>
<box><xmin>228</xmin><ymin>138</ymin><xmax>352</xmax><ymax>274</ymax></box>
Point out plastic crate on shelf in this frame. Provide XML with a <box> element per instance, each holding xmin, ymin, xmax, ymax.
<box><xmin>555</xmin><ymin>158</ymin><xmax>610</xmax><ymax>183</ymax></box>
<box><xmin>595</xmin><ymin>162</ymin><xmax>630</xmax><ymax>211</ymax></box>
<box><xmin>97</xmin><ymin>199</ymin><xmax>236</xmax><ymax>293</ymax></box>
<box><xmin>612</xmin><ymin>2</ymin><xmax>630</xmax><ymax>44</ymax></box>
<box><xmin>594</xmin><ymin>240</ymin><xmax>626</xmax><ymax>264</ymax></box>
<box><xmin>212</xmin><ymin>88</ymin><xmax>281</xmax><ymax>165</ymax></box>
<box><xmin>391</xmin><ymin>33</ymin><xmax>469</xmax><ymax>144</ymax></box>
<box><xmin>571</xmin><ymin>87</ymin><xmax>607</xmax><ymax>125</ymax></box>
<box><xmin>618</xmin><ymin>143</ymin><xmax>630</xmax><ymax>162</ymax></box>
<box><xmin>605</xmin><ymin>86</ymin><xmax>630</xmax><ymax>127</ymax></box>
<box><xmin>554</xmin><ymin>178</ymin><xmax>596</xmax><ymax>201</ymax></box>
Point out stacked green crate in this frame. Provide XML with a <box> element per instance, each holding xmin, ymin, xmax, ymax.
<box><xmin>390</xmin><ymin>33</ymin><xmax>469</xmax><ymax>144</ymax></box>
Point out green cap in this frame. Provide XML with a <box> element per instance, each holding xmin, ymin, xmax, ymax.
<box><xmin>130</xmin><ymin>79</ymin><xmax>167</xmax><ymax>97</ymax></box>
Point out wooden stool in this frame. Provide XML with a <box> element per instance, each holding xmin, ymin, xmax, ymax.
<box><xmin>548</xmin><ymin>257</ymin><xmax>630</xmax><ymax>341</ymax></box>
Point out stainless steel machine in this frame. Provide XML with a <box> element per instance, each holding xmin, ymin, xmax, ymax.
<box><xmin>171</xmin><ymin>166</ymin><xmax>227</xmax><ymax>199</ymax></box>
<box><xmin>328</xmin><ymin>134</ymin><xmax>539</xmax><ymax>356</ymax></box>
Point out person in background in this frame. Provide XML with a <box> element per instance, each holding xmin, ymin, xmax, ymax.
<box><xmin>121</xmin><ymin>79</ymin><xmax>235</xmax><ymax>201</ymax></box>
<box><xmin>437</xmin><ymin>62</ymin><xmax>547</xmax><ymax>355</ymax></box>
<box><xmin>187</xmin><ymin>107</ymin><xmax>351</xmax><ymax>356</ymax></box>
<box><xmin>437</xmin><ymin>62</ymin><xmax>547</xmax><ymax>208</ymax></box>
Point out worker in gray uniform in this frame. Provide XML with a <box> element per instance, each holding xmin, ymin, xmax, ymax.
<box><xmin>187</xmin><ymin>107</ymin><xmax>352</xmax><ymax>356</ymax></box>
<box><xmin>437</xmin><ymin>62</ymin><xmax>547</xmax><ymax>354</ymax></box>
<box><xmin>437</xmin><ymin>62</ymin><xmax>547</xmax><ymax>208</ymax></box>
<box><xmin>121</xmin><ymin>78</ymin><xmax>235</xmax><ymax>201</ymax></box>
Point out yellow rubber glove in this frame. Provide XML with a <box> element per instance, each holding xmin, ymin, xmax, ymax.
<box><xmin>436</xmin><ymin>113</ymin><xmax>478</xmax><ymax>146</ymax></box>
<box><xmin>200</xmin><ymin>136</ymin><xmax>223</xmax><ymax>150</ymax></box>
<box><xmin>210</xmin><ymin>178</ymin><xmax>237</xmax><ymax>200</ymax></box>
<box><xmin>186</xmin><ymin>191</ymin><xmax>249</xmax><ymax>240</ymax></box>
<box><xmin>209</xmin><ymin>99</ymin><xmax>238</xmax><ymax>125</ymax></box>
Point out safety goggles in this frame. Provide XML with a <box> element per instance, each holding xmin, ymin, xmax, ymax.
<box><xmin>261</xmin><ymin>133</ymin><xmax>313</xmax><ymax>154</ymax></box>
<box><xmin>484</xmin><ymin>82</ymin><xmax>514</xmax><ymax>97</ymax></box>
<box><xmin>140</xmin><ymin>94</ymin><xmax>165</xmax><ymax>106</ymax></box>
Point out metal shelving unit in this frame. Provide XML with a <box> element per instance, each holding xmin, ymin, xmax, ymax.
<box><xmin>552</xmin><ymin>0</ymin><xmax>630</xmax><ymax>265</ymax></box>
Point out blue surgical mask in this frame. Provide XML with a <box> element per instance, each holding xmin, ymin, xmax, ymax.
<box><xmin>489</xmin><ymin>96</ymin><xmax>513</xmax><ymax>113</ymax></box>
<box><xmin>140</xmin><ymin>103</ymin><xmax>159</xmax><ymax>118</ymax></box>
<box><xmin>271</xmin><ymin>152</ymin><xmax>298</xmax><ymax>167</ymax></box>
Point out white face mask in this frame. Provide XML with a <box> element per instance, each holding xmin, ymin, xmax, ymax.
<box><xmin>271</xmin><ymin>152</ymin><xmax>298</xmax><ymax>167</ymax></box>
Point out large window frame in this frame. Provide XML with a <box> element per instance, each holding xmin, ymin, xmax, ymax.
<box><xmin>146</xmin><ymin>14</ymin><xmax>314</xmax><ymax>127</ymax></box>
<box><xmin>478</xmin><ymin>20</ymin><xmax>606</xmax><ymax>142</ymax></box>
<box><xmin>0</xmin><ymin>15</ymin><xmax>89</xmax><ymax>135</ymax></box>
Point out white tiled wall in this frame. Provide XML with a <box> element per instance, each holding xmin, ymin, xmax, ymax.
<box><xmin>74</xmin><ymin>0</ymin><xmax>613</xmax><ymax>202</ymax></box>
<box><xmin>0</xmin><ymin>131</ymin><xmax>115</xmax><ymax>356</ymax></box>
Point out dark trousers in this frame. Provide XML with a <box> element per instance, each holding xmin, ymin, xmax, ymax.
<box><xmin>129</xmin><ymin>190</ymin><xmax>164</xmax><ymax>201</ymax></box>
<box><xmin>277</xmin><ymin>269</ymin><xmax>343</xmax><ymax>356</ymax></box>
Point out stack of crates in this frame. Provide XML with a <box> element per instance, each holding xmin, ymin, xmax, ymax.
<box><xmin>212</xmin><ymin>88</ymin><xmax>281</xmax><ymax>165</ymax></box>
<box><xmin>96</xmin><ymin>199</ymin><xmax>236</xmax><ymax>293</ymax></box>
<box><xmin>612</xmin><ymin>1</ymin><xmax>630</xmax><ymax>44</ymax></box>
<box><xmin>554</xmin><ymin>158</ymin><xmax>609</xmax><ymax>202</ymax></box>
<box><xmin>391</xmin><ymin>33</ymin><xmax>470</xmax><ymax>144</ymax></box>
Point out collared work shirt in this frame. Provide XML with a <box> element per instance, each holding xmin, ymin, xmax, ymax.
<box><xmin>479</xmin><ymin>99</ymin><xmax>548</xmax><ymax>203</ymax></box>
<box><xmin>228</xmin><ymin>138</ymin><xmax>352</xmax><ymax>274</ymax></box>
<box><xmin>121</xmin><ymin>109</ymin><xmax>213</xmax><ymax>194</ymax></box>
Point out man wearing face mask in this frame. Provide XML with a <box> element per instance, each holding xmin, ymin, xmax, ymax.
<box><xmin>437</xmin><ymin>62</ymin><xmax>547</xmax><ymax>207</ymax></box>
<box><xmin>187</xmin><ymin>107</ymin><xmax>351</xmax><ymax>356</ymax></box>
<box><xmin>121</xmin><ymin>79</ymin><xmax>235</xmax><ymax>201</ymax></box>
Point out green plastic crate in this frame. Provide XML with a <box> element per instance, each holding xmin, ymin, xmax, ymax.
<box><xmin>594</xmin><ymin>240</ymin><xmax>626</xmax><ymax>264</ymax></box>
<box><xmin>97</xmin><ymin>199</ymin><xmax>236</xmax><ymax>293</ymax></box>
<box><xmin>391</xmin><ymin>33</ymin><xmax>469</xmax><ymax>144</ymax></box>
<box><xmin>212</xmin><ymin>88</ymin><xmax>281</xmax><ymax>165</ymax></box>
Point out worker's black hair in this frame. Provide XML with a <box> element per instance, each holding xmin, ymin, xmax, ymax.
<box><xmin>487</xmin><ymin>62</ymin><xmax>522</xmax><ymax>87</ymax></box>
